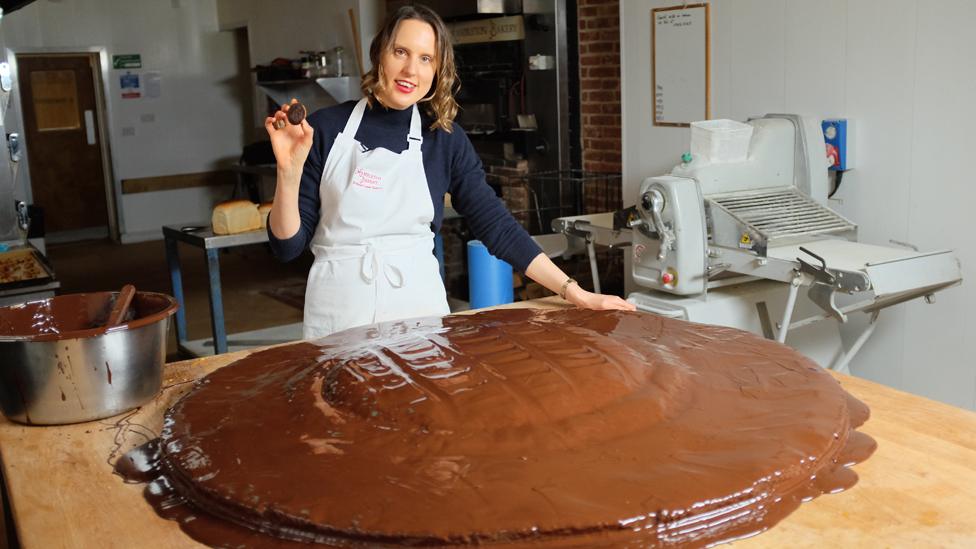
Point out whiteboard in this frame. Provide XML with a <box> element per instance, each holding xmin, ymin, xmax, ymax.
<box><xmin>652</xmin><ymin>4</ymin><xmax>710</xmax><ymax>126</ymax></box>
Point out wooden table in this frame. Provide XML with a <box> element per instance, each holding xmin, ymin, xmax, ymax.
<box><xmin>2</xmin><ymin>299</ymin><xmax>975</xmax><ymax>548</ymax></box>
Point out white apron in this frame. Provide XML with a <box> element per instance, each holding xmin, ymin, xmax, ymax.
<box><xmin>303</xmin><ymin>98</ymin><xmax>450</xmax><ymax>339</ymax></box>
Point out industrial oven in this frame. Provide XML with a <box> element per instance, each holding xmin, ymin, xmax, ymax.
<box><xmin>423</xmin><ymin>0</ymin><xmax>572</xmax><ymax>173</ymax></box>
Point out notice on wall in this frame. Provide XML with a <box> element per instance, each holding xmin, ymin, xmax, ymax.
<box><xmin>144</xmin><ymin>71</ymin><xmax>161</xmax><ymax>98</ymax></box>
<box><xmin>120</xmin><ymin>71</ymin><xmax>141</xmax><ymax>99</ymax></box>
<box><xmin>652</xmin><ymin>4</ymin><xmax>710</xmax><ymax>126</ymax></box>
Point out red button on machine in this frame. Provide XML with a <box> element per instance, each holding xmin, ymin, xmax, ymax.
<box><xmin>661</xmin><ymin>272</ymin><xmax>674</xmax><ymax>284</ymax></box>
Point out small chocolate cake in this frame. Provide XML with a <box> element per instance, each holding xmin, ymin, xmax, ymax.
<box><xmin>286</xmin><ymin>102</ymin><xmax>306</xmax><ymax>125</ymax></box>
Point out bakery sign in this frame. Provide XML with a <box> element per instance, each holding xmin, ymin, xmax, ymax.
<box><xmin>449</xmin><ymin>16</ymin><xmax>525</xmax><ymax>45</ymax></box>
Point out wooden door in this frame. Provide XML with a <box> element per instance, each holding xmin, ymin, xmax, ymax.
<box><xmin>17</xmin><ymin>54</ymin><xmax>109</xmax><ymax>233</ymax></box>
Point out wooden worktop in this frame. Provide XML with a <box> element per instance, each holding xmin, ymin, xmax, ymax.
<box><xmin>1</xmin><ymin>300</ymin><xmax>975</xmax><ymax>548</ymax></box>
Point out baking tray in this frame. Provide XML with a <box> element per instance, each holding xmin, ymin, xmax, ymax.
<box><xmin>0</xmin><ymin>245</ymin><xmax>57</xmax><ymax>292</ymax></box>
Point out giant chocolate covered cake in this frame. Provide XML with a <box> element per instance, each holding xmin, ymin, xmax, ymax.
<box><xmin>121</xmin><ymin>308</ymin><xmax>875</xmax><ymax>547</ymax></box>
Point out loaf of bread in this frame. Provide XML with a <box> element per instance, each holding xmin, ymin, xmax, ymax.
<box><xmin>212</xmin><ymin>200</ymin><xmax>261</xmax><ymax>235</ymax></box>
<box><xmin>258</xmin><ymin>202</ymin><xmax>273</xmax><ymax>229</ymax></box>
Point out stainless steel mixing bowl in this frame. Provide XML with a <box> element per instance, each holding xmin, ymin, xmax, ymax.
<box><xmin>0</xmin><ymin>291</ymin><xmax>178</xmax><ymax>425</ymax></box>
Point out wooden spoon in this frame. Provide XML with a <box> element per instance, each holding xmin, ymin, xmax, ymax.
<box><xmin>106</xmin><ymin>284</ymin><xmax>137</xmax><ymax>328</ymax></box>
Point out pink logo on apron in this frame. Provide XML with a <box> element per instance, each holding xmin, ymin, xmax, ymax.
<box><xmin>352</xmin><ymin>167</ymin><xmax>383</xmax><ymax>190</ymax></box>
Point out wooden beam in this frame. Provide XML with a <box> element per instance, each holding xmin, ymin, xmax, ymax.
<box><xmin>121</xmin><ymin>170</ymin><xmax>237</xmax><ymax>194</ymax></box>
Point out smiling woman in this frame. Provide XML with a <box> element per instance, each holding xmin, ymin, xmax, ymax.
<box><xmin>378</xmin><ymin>20</ymin><xmax>437</xmax><ymax>109</ymax></box>
<box><xmin>368</xmin><ymin>18</ymin><xmax>452</xmax><ymax>120</ymax></box>
<box><xmin>360</xmin><ymin>5</ymin><xmax>458</xmax><ymax>130</ymax></box>
<box><xmin>263</xmin><ymin>3</ymin><xmax>634</xmax><ymax>340</ymax></box>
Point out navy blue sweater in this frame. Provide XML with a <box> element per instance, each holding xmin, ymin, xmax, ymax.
<box><xmin>267</xmin><ymin>100</ymin><xmax>542</xmax><ymax>272</ymax></box>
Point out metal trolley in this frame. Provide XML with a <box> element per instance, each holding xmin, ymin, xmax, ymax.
<box><xmin>506</xmin><ymin>170</ymin><xmax>622</xmax><ymax>235</ymax></box>
<box><xmin>498</xmin><ymin>170</ymin><xmax>624</xmax><ymax>295</ymax></box>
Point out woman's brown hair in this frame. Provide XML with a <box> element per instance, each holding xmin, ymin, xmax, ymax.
<box><xmin>360</xmin><ymin>3</ymin><xmax>459</xmax><ymax>132</ymax></box>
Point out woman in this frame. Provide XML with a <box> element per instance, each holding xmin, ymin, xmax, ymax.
<box><xmin>266</xmin><ymin>4</ymin><xmax>634</xmax><ymax>339</ymax></box>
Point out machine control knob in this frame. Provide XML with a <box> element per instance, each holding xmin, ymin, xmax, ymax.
<box><xmin>661</xmin><ymin>271</ymin><xmax>674</xmax><ymax>285</ymax></box>
<box><xmin>640</xmin><ymin>193</ymin><xmax>653</xmax><ymax>212</ymax></box>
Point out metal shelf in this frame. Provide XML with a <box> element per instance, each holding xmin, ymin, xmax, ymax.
<box><xmin>256</xmin><ymin>76</ymin><xmax>362</xmax><ymax>112</ymax></box>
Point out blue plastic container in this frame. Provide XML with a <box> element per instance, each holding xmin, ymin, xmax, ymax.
<box><xmin>467</xmin><ymin>240</ymin><xmax>513</xmax><ymax>309</ymax></box>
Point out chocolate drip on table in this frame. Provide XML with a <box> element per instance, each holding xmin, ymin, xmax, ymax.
<box><xmin>118</xmin><ymin>309</ymin><xmax>876</xmax><ymax>548</ymax></box>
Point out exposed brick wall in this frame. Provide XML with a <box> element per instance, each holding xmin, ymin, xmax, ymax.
<box><xmin>578</xmin><ymin>0</ymin><xmax>621</xmax><ymax>174</ymax></box>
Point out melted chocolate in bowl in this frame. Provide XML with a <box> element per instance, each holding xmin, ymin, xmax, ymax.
<box><xmin>119</xmin><ymin>309</ymin><xmax>876</xmax><ymax>547</ymax></box>
<box><xmin>0</xmin><ymin>291</ymin><xmax>178</xmax><ymax>425</ymax></box>
<box><xmin>0</xmin><ymin>291</ymin><xmax>176</xmax><ymax>341</ymax></box>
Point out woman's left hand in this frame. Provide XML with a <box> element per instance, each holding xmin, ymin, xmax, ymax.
<box><xmin>522</xmin><ymin>253</ymin><xmax>636</xmax><ymax>311</ymax></box>
<box><xmin>565</xmin><ymin>284</ymin><xmax>636</xmax><ymax>311</ymax></box>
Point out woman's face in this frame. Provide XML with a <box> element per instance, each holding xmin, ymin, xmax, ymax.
<box><xmin>376</xmin><ymin>18</ymin><xmax>437</xmax><ymax>110</ymax></box>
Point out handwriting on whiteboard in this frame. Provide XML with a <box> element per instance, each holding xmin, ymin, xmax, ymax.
<box><xmin>652</xmin><ymin>5</ymin><xmax>709</xmax><ymax>125</ymax></box>
<box><xmin>656</xmin><ymin>12</ymin><xmax>694</xmax><ymax>28</ymax></box>
<box><xmin>656</xmin><ymin>84</ymin><xmax>664</xmax><ymax>118</ymax></box>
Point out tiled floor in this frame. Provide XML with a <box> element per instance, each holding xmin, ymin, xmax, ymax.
<box><xmin>45</xmin><ymin>237</ymin><xmax>313</xmax><ymax>360</ymax></box>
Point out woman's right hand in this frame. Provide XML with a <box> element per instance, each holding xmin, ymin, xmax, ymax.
<box><xmin>264</xmin><ymin>99</ymin><xmax>314</xmax><ymax>184</ymax></box>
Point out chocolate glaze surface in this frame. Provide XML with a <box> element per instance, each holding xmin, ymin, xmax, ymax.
<box><xmin>120</xmin><ymin>308</ymin><xmax>875</xmax><ymax>547</ymax></box>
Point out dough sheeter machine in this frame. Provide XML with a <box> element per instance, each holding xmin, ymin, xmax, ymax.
<box><xmin>548</xmin><ymin>114</ymin><xmax>961</xmax><ymax>372</ymax></box>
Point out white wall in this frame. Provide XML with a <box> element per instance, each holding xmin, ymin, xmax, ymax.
<box><xmin>4</xmin><ymin>0</ymin><xmax>246</xmax><ymax>241</ymax></box>
<box><xmin>622</xmin><ymin>0</ymin><xmax>975</xmax><ymax>410</ymax></box>
<box><xmin>215</xmin><ymin>0</ymin><xmax>382</xmax><ymax>152</ymax></box>
<box><xmin>216</xmin><ymin>0</ymin><xmax>380</xmax><ymax>73</ymax></box>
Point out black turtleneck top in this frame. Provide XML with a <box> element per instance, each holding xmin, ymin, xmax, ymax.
<box><xmin>267</xmin><ymin>100</ymin><xmax>542</xmax><ymax>272</ymax></box>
